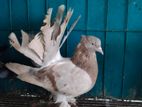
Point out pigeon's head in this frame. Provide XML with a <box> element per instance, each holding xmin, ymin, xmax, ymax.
<box><xmin>81</xmin><ymin>36</ymin><xmax>103</xmax><ymax>55</ymax></box>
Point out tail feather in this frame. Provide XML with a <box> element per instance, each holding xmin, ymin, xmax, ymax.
<box><xmin>55</xmin><ymin>5</ymin><xmax>65</xmax><ymax>25</ymax></box>
<box><xmin>5</xmin><ymin>63</ymin><xmax>34</xmax><ymax>75</ymax></box>
<box><xmin>17</xmin><ymin>73</ymin><xmax>44</xmax><ymax>88</ymax></box>
<box><xmin>59</xmin><ymin>15</ymin><xmax>81</xmax><ymax>48</ymax></box>
<box><xmin>51</xmin><ymin>5</ymin><xmax>65</xmax><ymax>41</ymax></box>
<box><xmin>41</xmin><ymin>8</ymin><xmax>53</xmax><ymax>31</ymax></box>
<box><xmin>21</xmin><ymin>30</ymin><xmax>30</xmax><ymax>47</ymax></box>
<box><xmin>9</xmin><ymin>32</ymin><xmax>20</xmax><ymax>50</ymax></box>
<box><xmin>6</xmin><ymin>63</ymin><xmax>44</xmax><ymax>88</ymax></box>
<box><xmin>57</xmin><ymin>8</ymin><xmax>73</xmax><ymax>46</ymax></box>
<box><xmin>28</xmin><ymin>33</ymin><xmax>44</xmax><ymax>60</ymax></box>
<box><xmin>9</xmin><ymin>32</ymin><xmax>43</xmax><ymax>66</ymax></box>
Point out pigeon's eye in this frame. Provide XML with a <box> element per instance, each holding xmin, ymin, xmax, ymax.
<box><xmin>92</xmin><ymin>43</ymin><xmax>94</xmax><ymax>45</ymax></box>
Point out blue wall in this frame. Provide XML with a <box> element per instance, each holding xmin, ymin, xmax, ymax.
<box><xmin>0</xmin><ymin>0</ymin><xmax>142</xmax><ymax>100</ymax></box>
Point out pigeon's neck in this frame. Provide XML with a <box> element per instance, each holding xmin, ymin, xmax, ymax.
<box><xmin>71</xmin><ymin>43</ymin><xmax>98</xmax><ymax>83</ymax></box>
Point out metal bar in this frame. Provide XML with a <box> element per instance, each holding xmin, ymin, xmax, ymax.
<box><xmin>0</xmin><ymin>96</ymin><xmax>142</xmax><ymax>107</ymax></box>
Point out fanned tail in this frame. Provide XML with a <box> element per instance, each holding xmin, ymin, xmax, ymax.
<box><xmin>9</xmin><ymin>32</ymin><xmax>43</xmax><ymax>66</ymax></box>
<box><xmin>8</xmin><ymin>5</ymin><xmax>80</xmax><ymax>67</ymax></box>
<box><xmin>6</xmin><ymin>63</ymin><xmax>34</xmax><ymax>75</ymax></box>
<box><xmin>59</xmin><ymin>15</ymin><xmax>81</xmax><ymax>49</ymax></box>
<box><xmin>6</xmin><ymin>63</ymin><xmax>44</xmax><ymax>87</ymax></box>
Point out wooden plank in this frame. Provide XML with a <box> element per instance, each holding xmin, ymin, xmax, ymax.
<box><xmin>11</xmin><ymin>0</ymin><xmax>28</xmax><ymax>30</ymax></box>
<box><xmin>0</xmin><ymin>0</ymin><xmax>10</xmax><ymax>30</ymax></box>
<box><xmin>104</xmin><ymin>32</ymin><xmax>125</xmax><ymax>98</ymax></box>
<box><xmin>87</xmin><ymin>0</ymin><xmax>106</xmax><ymax>31</ymax></box>
<box><xmin>123</xmin><ymin>32</ymin><xmax>142</xmax><ymax>99</ymax></box>
<box><xmin>67</xmin><ymin>0</ymin><xmax>86</xmax><ymax>30</ymax></box>
<box><xmin>107</xmin><ymin>0</ymin><xmax>126</xmax><ymax>30</ymax></box>
<box><xmin>28</xmin><ymin>0</ymin><xmax>45</xmax><ymax>30</ymax></box>
<box><xmin>128</xmin><ymin>0</ymin><xmax>142</xmax><ymax>30</ymax></box>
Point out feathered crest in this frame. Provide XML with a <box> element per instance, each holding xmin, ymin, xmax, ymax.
<box><xmin>9</xmin><ymin>5</ymin><xmax>80</xmax><ymax>67</ymax></box>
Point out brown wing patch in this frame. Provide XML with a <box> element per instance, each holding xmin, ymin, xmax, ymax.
<box><xmin>36</xmin><ymin>67</ymin><xmax>58</xmax><ymax>91</ymax></box>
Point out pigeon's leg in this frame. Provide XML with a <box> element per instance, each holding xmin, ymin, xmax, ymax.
<box><xmin>55</xmin><ymin>94</ymin><xmax>67</xmax><ymax>103</ymax></box>
<box><xmin>67</xmin><ymin>97</ymin><xmax>76</xmax><ymax>106</ymax></box>
<box><xmin>59</xmin><ymin>101</ymin><xmax>71</xmax><ymax>107</ymax></box>
<box><xmin>54</xmin><ymin>94</ymin><xmax>71</xmax><ymax>107</ymax></box>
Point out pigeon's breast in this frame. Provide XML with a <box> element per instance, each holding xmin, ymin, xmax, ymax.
<box><xmin>71</xmin><ymin>47</ymin><xmax>98</xmax><ymax>86</ymax></box>
<box><xmin>52</xmin><ymin>60</ymin><xmax>93</xmax><ymax>97</ymax></box>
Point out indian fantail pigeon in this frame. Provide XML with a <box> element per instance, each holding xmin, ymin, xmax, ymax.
<box><xmin>6</xmin><ymin>5</ymin><xmax>103</xmax><ymax>107</ymax></box>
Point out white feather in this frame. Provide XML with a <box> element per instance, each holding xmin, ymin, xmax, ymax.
<box><xmin>28</xmin><ymin>33</ymin><xmax>44</xmax><ymax>60</ymax></box>
<box><xmin>9</xmin><ymin>32</ymin><xmax>43</xmax><ymax>65</ymax></box>
<box><xmin>21</xmin><ymin>30</ymin><xmax>30</xmax><ymax>47</ymax></box>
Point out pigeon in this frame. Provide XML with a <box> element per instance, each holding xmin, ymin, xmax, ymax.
<box><xmin>8</xmin><ymin>5</ymin><xmax>80</xmax><ymax>67</ymax></box>
<box><xmin>5</xmin><ymin>4</ymin><xmax>103</xmax><ymax>107</ymax></box>
<box><xmin>6</xmin><ymin>35</ymin><xmax>103</xmax><ymax>107</ymax></box>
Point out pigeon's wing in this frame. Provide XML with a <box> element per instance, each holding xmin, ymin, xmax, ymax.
<box><xmin>36</xmin><ymin>60</ymin><xmax>92</xmax><ymax>96</ymax></box>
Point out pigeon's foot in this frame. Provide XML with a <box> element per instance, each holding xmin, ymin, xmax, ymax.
<box><xmin>59</xmin><ymin>101</ymin><xmax>71</xmax><ymax>107</ymax></box>
<box><xmin>67</xmin><ymin>97</ymin><xmax>76</xmax><ymax>105</ymax></box>
<box><xmin>54</xmin><ymin>94</ymin><xmax>72</xmax><ymax>107</ymax></box>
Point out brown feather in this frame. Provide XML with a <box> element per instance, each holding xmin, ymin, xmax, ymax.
<box><xmin>71</xmin><ymin>38</ymin><xmax>98</xmax><ymax>84</ymax></box>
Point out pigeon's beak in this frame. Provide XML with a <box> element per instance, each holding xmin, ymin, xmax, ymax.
<box><xmin>98</xmin><ymin>47</ymin><xmax>104</xmax><ymax>55</ymax></box>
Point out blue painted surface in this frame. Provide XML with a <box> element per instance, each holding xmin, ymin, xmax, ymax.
<box><xmin>67</xmin><ymin>0</ymin><xmax>87</xmax><ymax>30</ymax></box>
<box><xmin>11</xmin><ymin>0</ymin><xmax>28</xmax><ymax>30</ymax></box>
<box><xmin>0</xmin><ymin>0</ymin><xmax>10</xmax><ymax>30</ymax></box>
<box><xmin>28</xmin><ymin>0</ymin><xmax>45</xmax><ymax>30</ymax></box>
<box><xmin>123</xmin><ymin>32</ymin><xmax>142</xmax><ymax>99</ymax></box>
<box><xmin>0</xmin><ymin>0</ymin><xmax>142</xmax><ymax>100</ymax></box>
<box><xmin>104</xmin><ymin>32</ymin><xmax>125</xmax><ymax>98</ymax></box>
<box><xmin>107</xmin><ymin>0</ymin><xmax>126</xmax><ymax>30</ymax></box>
<box><xmin>128</xmin><ymin>0</ymin><xmax>142</xmax><ymax>30</ymax></box>
<box><xmin>87</xmin><ymin>0</ymin><xmax>106</xmax><ymax>30</ymax></box>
